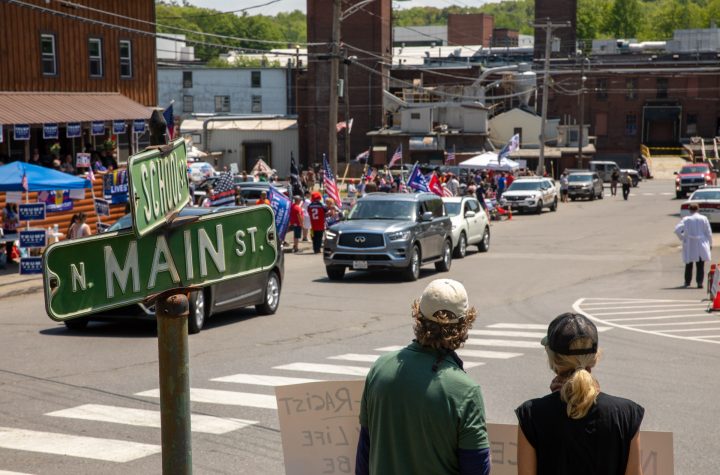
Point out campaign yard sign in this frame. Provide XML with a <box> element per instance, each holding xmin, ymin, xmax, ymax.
<box><xmin>19</xmin><ymin>203</ymin><xmax>46</xmax><ymax>221</ymax></box>
<box><xmin>133</xmin><ymin>120</ymin><xmax>146</xmax><ymax>134</ymax></box>
<box><xmin>20</xmin><ymin>257</ymin><xmax>43</xmax><ymax>275</ymax></box>
<box><xmin>91</xmin><ymin>121</ymin><xmax>105</xmax><ymax>136</ymax></box>
<box><xmin>276</xmin><ymin>381</ymin><xmax>675</xmax><ymax>475</ymax></box>
<box><xmin>94</xmin><ymin>198</ymin><xmax>110</xmax><ymax>217</ymax></box>
<box><xmin>112</xmin><ymin>121</ymin><xmax>126</xmax><ymax>134</ymax></box>
<box><xmin>103</xmin><ymin>170</ymin><xmax>129</xmax><ymax>205</ymax></box>
<box><xmin>76</xmin><ymin>153</ymin><xmax>91</xmax><ymax>169</ymax></box>
<box><xmin>43</xmin><ymin>123</ymin><xmax>59</xmax><ymax>140</ymax></box>
<box><xmin>14</xmin><ymin>124</ymin><xmax>30</xmax><ymax>141</ymax></box>
<box><xmin>19</xmin><ymin>230</ymin><xmax>47</xmax><ymax>249</ymax></box>
<box><xmin>66</xmin><ymin>123</ymin><xmax>82</xmax><ymax>138</ymax></box>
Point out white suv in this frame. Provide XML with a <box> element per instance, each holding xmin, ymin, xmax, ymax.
<box><xmin>500</xmin><ymin>178</ymin><xmax>558</xmax><ymax>214</ymax></box>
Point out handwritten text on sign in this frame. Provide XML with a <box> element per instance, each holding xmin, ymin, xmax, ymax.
<box><xmin>276</xmin><ymin>381</ymin><xmax>674</xmax><ymax>475</ymax></box>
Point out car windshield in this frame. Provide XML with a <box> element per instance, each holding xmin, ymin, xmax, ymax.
<box><xmin>348</xmin><ymin>200</ymin><xmax>416</xmax><ymax>220</ymax></box>
<box><xmin>569</xmin><ymin>175</ymin><xmax>592</xmax><ymax>182</ymax></box>
<box><xmin>681</xmin><ymin>166</ymin><xmax>708</xmax><ymax>174</ymax></box>
<box><xmin>691</xmin><ymin>191</ymin><xmax>720</xmax><ymax>201</ymax></box>
<box><xmin>507</xmin><ymin>181</ymin><xmax>542</xmax><ymax>191</ymax></box>
<box><xmin>445</xmin><ymin>203</ymin><xmax>461</xmax><ymax>216</ymax></box>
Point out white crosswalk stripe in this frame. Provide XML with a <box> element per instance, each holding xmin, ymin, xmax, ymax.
<box><xmin>469</xmin><ymin>330</ymin><xmax>545</xmax><ymax>338</ymax></box>
<box><xmin>0</xmin><ymin>427</ymin><xmax>160</xmax><ymax>463</ymax></box>
<box><xmin>575</xmin><ymin>297</ymin><xmax>720</xmax><ymax>344</ymax></box>
<box><xmin>487</xmin><ymin>322</ymin><xmax>613</xmax><ymax>332</ymax></box>
<box><xmin>273</xmin><ymin>362</ymin><xmax>370</xmax><ymax>376</ymax></box>
<box><xmin>211</xmin><ymin>374</ymin><xmax>320</xmax><ymax>386</ymax></box>
<box><xmin>46</xmin><ymin>404</ymin><xmax>256</xmax><ymax>435</ymax></box>
<box><xmin>136</xmin><ymin>388</ymin><xmax>278</xmax><ymax>409</ymax></box>
<box><xmin>465</xmin><ymin>338</ymin><xmax>542</xmax><ymax>349</ymax></box>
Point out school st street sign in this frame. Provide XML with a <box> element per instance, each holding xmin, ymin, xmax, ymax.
<box><xmin>43</xmin><ymin>206</ymin><xmax>277</xmax><ymax>321</ymax></box>
<box><xmin>128</xmin><ymin>138</ymin><xmax>191</xmax><ymax>237</ymax></box>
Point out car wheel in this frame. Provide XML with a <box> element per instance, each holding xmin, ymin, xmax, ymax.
<box><xmin>570</xmin><ymin>196</ymin><xmax>577</xmax><ymax>201</ymax></box>
<box><xmin>402</xmin><ymin>245</ymin><xmax>421</xmax><ymax>281</ymax></box>
<box><xmin>589</xmin><ymin>191</ymin><xmax>595</xmax><ymax>201</ymax></box>
<box><xmin>478</xmin><ymin>227</ymin><xmax>490</xmax><ymax>253</ymax></box>
<box><xmin>632</xmin><ymin>177</ymin><xmax>639</xmax><ymax>187</ymax></box>
<box><xmin>435</xmin><ymin>240</ymin><xmax>452</xmax><ymax>272</ymax></box>
<box><xmin>256</xmin><ymin>271</ymin><xmax>281</xmax><ymax>315</ymax></box>
<box><xmin>676</xmin><ymin>191</ymin><xmax>683</xmax><ymax>199</ymax></box>
<box><xmin>453</xmin><ymin>232</ymin><xmax>467</xmax><ymax>259</ymax></box>
<box><xmin>64</xmin><ymin>318</ymin><xmax>89</xmax><ymax>331</ymax></box>
<box><xmin>326</xmin><ymin>265</ymin><xmax>345</xmax><ymax>281</ymax></box>
<box><xmin>535</xmin><ymin>200</ymin><xmax>543</xmax><ymax>214</ymax></box>
<box><xmin>188</xmin><ymin>290</ymin><xmax>206</xmax><ymax>334</ymax></box>
<box><xmin>550</xmin><ymin>197</ymin><xmax>558</xmax><ymax>212</ymax></box>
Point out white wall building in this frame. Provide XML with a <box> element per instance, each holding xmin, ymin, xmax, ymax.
<box><xmin>158</xmin><ymin>67</ymin><xmax>291</xmax><ymax>119</ymax></box>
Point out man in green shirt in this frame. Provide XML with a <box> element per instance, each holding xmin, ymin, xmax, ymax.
<box><xmin>356</xmin><ymin>279</ymin><xmax>491</xmax><ymax>475</ymax></box>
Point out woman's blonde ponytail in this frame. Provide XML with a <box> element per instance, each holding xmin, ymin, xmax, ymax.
<box><xmin>560</xmin><ymin>367</ymin><xmax>599</xmax><ymax>419</ymax></box>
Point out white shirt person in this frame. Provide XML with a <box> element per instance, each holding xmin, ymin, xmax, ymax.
<box><xmin>675</xmin><ymin>203</ymin><xmax>712</xmax><ymax>288</ymax></box>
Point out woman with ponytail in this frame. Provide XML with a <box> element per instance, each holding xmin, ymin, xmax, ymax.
<box><xmin>515</xmin><ymin>313</ymin><xmax>644</xmax><ymax>475</ymax></box>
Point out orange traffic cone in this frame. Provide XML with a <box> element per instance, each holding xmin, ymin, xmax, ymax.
<box><xmin>708</xmin><ymin>264</ymin><xmax>720</xmax><ymax>312</ymax></box>
<box><xmin>708</xmin><ymin>264</ymin><xmax>717</xmax><ymax>299</ymax></box>
<box><xmin>507</xmin><ymin>206</ymin><xmax>512</xmax><ymax>220</ymax></box>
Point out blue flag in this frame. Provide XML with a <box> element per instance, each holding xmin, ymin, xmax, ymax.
<box><xmin>406</xmin><ymin>163</ymin><xmax>429</xmax><ymax>192</ymax></box>
<box><xmin>163</xmin><ymin>103</ymin><xmax>175</xmax><ymax>139</ymax></box>
<box><xmin>268</xmin><ymin>185</ymin><xmax>291</xmax><ymax>242</ymax></box>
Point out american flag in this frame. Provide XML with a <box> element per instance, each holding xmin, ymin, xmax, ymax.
<box><xmin>388</xmin><ymin>144</ymin><xmax>403</xmax><ymax>168</ymax></box>
<box><xmin>21</xmin><ymin>173</ymin><xmax>28</xmax><ymax>192</ymax></box>
<box><xmin>446</xmin><ymin>145</ymin><xmax>456</xmax><ymax>164</ymax></box>
<box><xmin>442</xmin><ymin>184</ymin><xmax>454</xmax><ymax>197</ymax></box>
<box><xmin>323</xmin><ymin>156</ymin><xmax>342</xmax><ymax>205</ymax></box>
<box><xmin>87</xmin><ymin>168</ymin><xmax>95</xmax><ymax>182</ymax></box>
<box><xmin>209</xmin><ymin>172</ymin><xmax>236</xmax><ymax>206</ymax></box>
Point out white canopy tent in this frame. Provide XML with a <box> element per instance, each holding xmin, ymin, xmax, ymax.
<box><xmin>458</xmin><ymin>152</ymin><xmax>520</xmax><ymax>171</ymax></box>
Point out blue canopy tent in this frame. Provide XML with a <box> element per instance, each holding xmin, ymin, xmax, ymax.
<box><xmin>0</xmin><ymin>161</ymin><xmax>91</xmax><ymax>192</ymax></box>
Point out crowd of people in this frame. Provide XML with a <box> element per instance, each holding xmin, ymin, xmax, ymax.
<box><xmin>0</xmin><ymin>144</ymin><xmax>120</xmax><ymax>175</ymax></box>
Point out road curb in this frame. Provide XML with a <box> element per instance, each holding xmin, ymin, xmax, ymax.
<box><xmin>0</xmin><ymin>283</ymin><xmax>44</xmax><ymax>300</ymax></box>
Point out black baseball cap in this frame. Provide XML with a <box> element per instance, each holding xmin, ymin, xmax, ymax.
<box><xmin>541</xmin><ymin>313</ymin><xmax>598</xmax><ymax>356</ymax></box>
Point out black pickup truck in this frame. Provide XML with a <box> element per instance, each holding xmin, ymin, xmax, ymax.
<box><xmin>323</xmin><ymin>193</ymin><xmax>453</xmax><ymax>281</ymax></box>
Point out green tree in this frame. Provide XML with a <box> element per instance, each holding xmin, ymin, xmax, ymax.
<box><xmin>605</xmin><ymin>0</ymin><xmax>643</xmax><ymax>38</ymax></box>
<box><xmin>577</xmin><ymin>0</ymin><xmax>611</xmax><ymax>44</ymax></box>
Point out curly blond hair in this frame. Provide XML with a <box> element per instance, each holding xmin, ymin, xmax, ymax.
<box><xmin>411</xmin><ymin>300</ymin><xmax>477</xmax><ymax>350</ymax></box>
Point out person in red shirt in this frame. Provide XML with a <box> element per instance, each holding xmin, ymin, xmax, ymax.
<box><xmin>255</xmin><ymin>190</ymin><xmax>271</xmax><ymax>206</ymax></box>
<box><xmin>289</xmin><ymin>195</ymin><xmax>304</xmax><ymax>253</ymax></box>
<box><xmin>307</xmin><ymin>192</ymin><xmax>327</xmax><ymax>254</ymax></box>
<box><xmin>505</xmin><ymin>172</ymin><xmax>515</xmax><ymax>188</ymax></box>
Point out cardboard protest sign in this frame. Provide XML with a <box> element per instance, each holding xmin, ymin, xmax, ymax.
<box><xmin>276</xmin><ymin>380</ymin><xmax>364</xmax><ymax>475</ymax></box>
<box><xmin>276</xmin><ymin>381</ymin><xmax>674</xmax><ymax>475</ymax></box>
<box><xmin>76</xmin><ymin>152</ymin><xmax>91</xmax><ymax>169</ymax></box>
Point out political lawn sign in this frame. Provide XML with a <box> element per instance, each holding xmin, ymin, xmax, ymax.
<box><xmin>43</xmin><ymin>205</ymin><xmax>277</xmax><ymax>321</ymax></box>
<box><xmin>276</xmin><ymin>381</ymin><xmax>675</xmax><ymax>475</ymax></box>
<box><xmin>19</xmin><ymin>203</ymin><xmax>46</xmax><ymax>221</ymax></box>
<box><xmin>94</xmin><ymin>198</ymin><xmax>110</xmax><ymax>217</ymax></box>
<box><xmin>20</xmin><ymin>257</ymin><xmax>43</xmax><ymax>275</ymax></box>
<box><xmin>127</xmin><ymin>138</ymin><xmax>191</xmax><ymax>237</ymax></box>
<box><xmin>19</xmin><ymin>230</ymin><xmax>47</xmax><ymax>248</ymax></box>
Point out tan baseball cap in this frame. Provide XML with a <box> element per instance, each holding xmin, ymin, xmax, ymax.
<box><xmin>419</xmin><ymin>279</ymin><xmax>468</xmax><ymax>324</ymax></box>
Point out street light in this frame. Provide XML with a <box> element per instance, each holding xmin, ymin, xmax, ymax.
<box><xmin>327</xmin><ymin>0</ymin><xmax>411</xmax><ymax>174</ymax></box>
<box><xmin>577</xmin><ymin>56</ymin><xmax>590</xmax><ymax>168</ymax></box>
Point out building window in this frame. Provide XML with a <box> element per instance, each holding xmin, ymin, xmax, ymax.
<box><xmin>687</xmin><ymin>113</ymin><xmax>698</xmax><ymax>135</ymax></box>
<box><xmin>595</xmin><ymin>78</ymin><xmax>608</xmax><ymax>100</ymax></box>
<box><xmin>251</xmin><ymin>71</ymin><xmax>261</xmax><ymax>88</ymax></box>
<box><xmin>88</xmin><ymin>38</ymin><xmax>103</xmax><ymax>78</ymax></box>
<box><xmin>215</xmin><ymin>95</ymin><xmax>230</xmax><ymax>113</ymax></box>
<box><xmin>183</xmin><ymin>95</ymin><xmax>193</xmax><ymax>113</ymax></box>
<box><xmin>119</xmin><ymin>40</ymin><xmax>132</xmax><ymax>78</ymax></box>
<box><xmin>183</xmin><ymin>71</ymin><xmax>193</xmax><ymax>88</ymax></box>
<box><xmin>252</xmin><ymin>95</ymin><xmax>262</xmax><ymax>113</ymax></box>
<box><xmin>625</xmin><ymin>114</ymin><xmax>637</xmax><ymax>136</ymax></box>
<box><xmin>656</xmin><ymin>78</ymin><xmax>668</xmax><ymax>99</ymax></box>
<box><xmin>410</xmin><ymin>112</ymin><xmax>421</xmax><ymax>120</ymax></box>
<box><xmin>595</xmin><ymin>112</ymin><xmax>608</xmax><ymax>136</ymax></box>
<box><xmin>40</xmin><ymin>34</ymin><xmax>57</xmax><ymax>76</ymax></box>
<box><xmin>625</xmin><ymin>78</ymin><xmax>637</xmax><ymax>100</ymax></box>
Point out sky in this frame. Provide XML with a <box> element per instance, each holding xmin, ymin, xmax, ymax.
<box><xmin>186</xmin><ymin>0</ymin><xmax>493</xmax><ymax>16</ymax></box>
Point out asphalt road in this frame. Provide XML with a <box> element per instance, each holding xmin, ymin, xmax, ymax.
<box><xmin>0</xmin><ymin>179</ymin><xmax>717</xmax><ymax>475</ymax></box>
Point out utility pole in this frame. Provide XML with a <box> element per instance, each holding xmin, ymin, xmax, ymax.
<box><xmin>344</xmin><ymin>48</ymin><xmax>351</xmax><ymax>166</ymax></box>
<box><xmin>533</xmin><ymin>18</ymin><xmax>569</xmax><ymax>177</ymax></box>
<box><xmin>328</xmin><ymin>0</ymin><xmax>341</xmax><ymax>174</ymax></box>
<box><xmin>577</xmin><ymin>51</ymin><xmax>588</xmax><ymax>168</ymax></box>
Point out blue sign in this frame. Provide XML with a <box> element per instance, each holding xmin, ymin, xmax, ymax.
<box><xmin>94</xmin><ymin>198</ymin><xmax>110</xmax><ymax>217</ymax></box>
<box><xmin>103</xmin><ymin>170</ymin><xmax>129</xmax><ymax>204</ymax></box>
<box><xmin>112</xmin><ymin>121</ymin><xmax>126</xmax><ymax>134</ymax></box>
<box><xmin>19</xmin><ymin>203</ymin><xmax>46</xmax><ymax>221</ymax></box>
<box><xmin>268</xmin><ymin>185</ymin><xmax>291</xmax><ymax>241</ymax></box>
<box><xmin>20</xmin><ymin>257</ymin><xmax>43</xmax><ymax>275</ymax></box>
<box><xmin>66</xmin><ymin>122</ymin><xmax>82</xmax><ymax>138</ymax></box>
<box><xmin>19</xmin><ymin>230</ymin><xmax>47</xmax><ymax>249</ymax></box>
<box><xmin>91</xmin><ymin>121</ymin><xmax>105</xmax><ymax>136</ymax></box>
<box><xmin>43</xmin><ymin>123</ymin><xmax>59</xmax><ymax>140</ymax></box>
<box><xmin>133</xmin><ymin>120</ymin><xmax>146</xmax><ymax>134</ymax></box>
<box><xmin>38</xmin><ymin>190</ymin><xmax>73</xmax><ymax>213</ymax></box>
<box><xmin>14</xmin><ymin>124</ymin><xmax>30</xmax><ymax>141</ymax></box>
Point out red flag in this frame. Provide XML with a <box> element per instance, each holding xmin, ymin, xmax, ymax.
<box><xmin>428</xmin><ymin>173</ymin><xmax>443</xmax><ymax>196</ymax></box>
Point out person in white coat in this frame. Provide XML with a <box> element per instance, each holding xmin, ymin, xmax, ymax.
<box><xmin>675</xmin><ymin>203</ymin><xmax>713</xmax><ymax>288</ymax></box>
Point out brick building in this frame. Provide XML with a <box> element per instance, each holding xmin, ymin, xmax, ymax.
<box><xmin>534</xmin><ymin>0</ymin><xmax>576</xmax><ymax>58</ymax></box>
<box><xmin>300</xmin><ymin>0</ymin><xmax>392</xmax><ymax>169</ymax></box>
<box><xmin>447</xmin><ymin>13</ymin><xmax>494</xmax><ymax>47</ymax></box>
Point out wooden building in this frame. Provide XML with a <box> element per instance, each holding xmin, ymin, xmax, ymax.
<box><xmin>0</xmin><ymin>0</ymin><xmax>157</xmax><ymax>163</ymax></box>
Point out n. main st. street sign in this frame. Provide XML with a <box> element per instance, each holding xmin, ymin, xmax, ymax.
<box><xmin>43</xmin><ymin>206</ymin><xmax>277</xmax><ymax>321</ymax></box>
<box><xmin>128</xmin><ymin>138</ymin><xmax>191</xmax><ymax>237</ymax></box>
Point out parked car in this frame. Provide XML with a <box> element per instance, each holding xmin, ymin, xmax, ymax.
<box><xmin>442</xmin><ymin>196</ymin><xmax>490</xmax><ymax>258</ymax></box>
<box><xmin>674</xmin><ymin>163</ymin><xmax>717</xmax><ymax>199</ymax></box>
<box><xmin>188</xmin><ymin>161</ymin><xmax>216</xmax><ymax>184</ymax></box>
<box><xmin>234</xmin><ymin>181</ymin><xmax>289</xmax><ymax>203</ymax></box>
<box><xmin>500</xmin><ymin>177</ymin><xmax>558</xmax><ymax>214</ymax></box>
<box><xmin>63</xmin><ymin>206</ymin><xmax>284</xmax><ymax>334</ymax></box>
<box><xmin>567</xmin><ymin>172</ymin><xmax>604</xmax><ymax>201</ymax></box>
<box><xmin>323</xmin><ymin>193</ymin><xmax>453</xmax><ymax>281</ymax></box>
<box><xmin>588</xmin><ymin>161</ymin><xmax>640</xmax><ymax>187</ymax></box>
<box><xmin>680</xmin><ymin>187</ymin><xmax>720</xmax><ymax>224</ymax></box>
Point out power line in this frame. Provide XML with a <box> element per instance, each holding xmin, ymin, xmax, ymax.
<box><xmin>156</xmin><ymin>0</ymin><xmax>283</xmax><ymax>19</ymax></box>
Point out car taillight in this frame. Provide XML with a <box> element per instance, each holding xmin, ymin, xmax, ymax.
<box><xmin>706</xmin><ymin>174</ymin><xmax>713</xmax><ymax>181</ymax></box>
<box><xmin>681</xmin><ymin>204</ymin><xmax>689</xmax><ymax>210</ymax></box>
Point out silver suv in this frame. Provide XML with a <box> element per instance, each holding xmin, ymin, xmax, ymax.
<box><xmin>323</xmin><ymin>193</ymin><xmax>453</xmax><ymax>281</ymax></box>
<box><xmin>500</xmin><ymin>178</ymin><xmax>558</xmax><ymax>214</ymax></box>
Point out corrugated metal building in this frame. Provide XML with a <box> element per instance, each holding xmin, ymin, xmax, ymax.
<box><xmin>180</xmin><ymin>117</ymin><xmax>298</xmax><ymax>177</ymax></box>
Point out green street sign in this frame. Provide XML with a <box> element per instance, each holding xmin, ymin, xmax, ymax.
<box><xmin>43</xmin><ymin>206</ymin><xmax>277</xmax><ymax>321</ymax></box>
<box><xmin>128</xmin><ymin>138</ymin><xmax>191</xmax><ymax>237</ymax></box>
